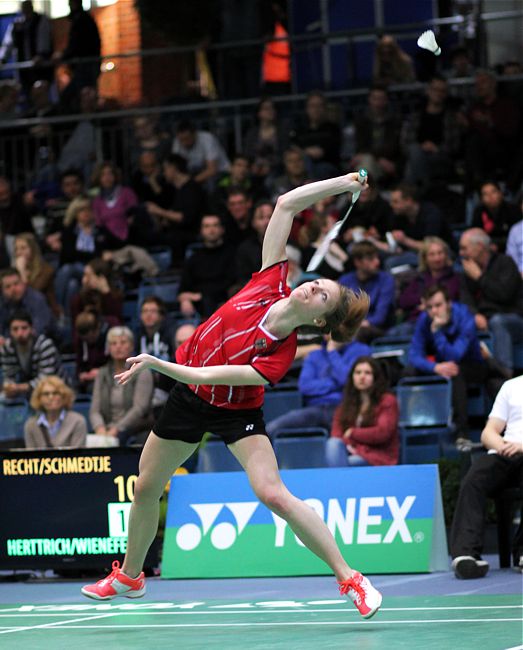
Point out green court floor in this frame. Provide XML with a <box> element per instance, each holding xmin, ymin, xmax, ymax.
<box><xmin>0</xmin><ymin>594</ymin><xmax>521</xmax><ymax>650</ymax></box>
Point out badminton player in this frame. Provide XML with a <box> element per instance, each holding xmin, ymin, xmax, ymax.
<box><xmin>82</xmin><ymin>171</ymin><xmax>383</xmax><ymax>619</ymax></box>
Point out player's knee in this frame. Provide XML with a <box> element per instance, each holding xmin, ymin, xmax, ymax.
<box><xmin>255</xmin><ymin>482</ymin><xmax>291</xmax><ymax>516</ymax></box>
<box><xmin>133</xmin><ymin>474</ymin><xmax>164</xmax><ymax>504</ymax></box>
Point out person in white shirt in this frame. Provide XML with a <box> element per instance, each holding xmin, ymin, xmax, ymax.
<box><xmin>450</xmin><ymin>374</ymin><xmax>523</xmax><ymax>578</ymax></box>
<box><xmin>171</xmin><ymin>120</ymin><xmax>230</xmax><ymax>188</ymax></box>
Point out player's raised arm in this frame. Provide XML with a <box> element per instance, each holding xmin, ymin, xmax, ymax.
<box><xmin>260</xmin><ymin>172</ymin><xmax>367</xmax><ymax>271</ymax></box>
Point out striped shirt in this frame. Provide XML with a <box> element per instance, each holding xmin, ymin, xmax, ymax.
<box><xmin>176</xmin><ymin>262</ymin><xmax>297</xmax><ymax>409</ymax></box>
<box><xmin>1</xmin><ymin>334</ymin><xmax>64</xmax><ymax>390</ymax></box>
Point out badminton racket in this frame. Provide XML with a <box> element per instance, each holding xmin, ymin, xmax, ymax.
<box><xmin>306</xmin><ymin>168</ymin><xmax>367</xmax><ymax>272</ymax></box>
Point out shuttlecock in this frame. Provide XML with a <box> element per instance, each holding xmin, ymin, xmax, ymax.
<box><xmin>417</xmin><ymin>30</ymin><xmax>441</xmax><ymax>56</ymax></box>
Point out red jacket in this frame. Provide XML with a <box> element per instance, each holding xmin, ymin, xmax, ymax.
<box><xmin>330</xmin><ymin>392</ymin><xmax>399</xmax><ymax>466</ymax></box>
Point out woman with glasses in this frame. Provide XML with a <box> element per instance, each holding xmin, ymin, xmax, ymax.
<box><xmin>24</xmin><ymin>375</ymin><xmax>87</xmax><ymax>449</ymax></box>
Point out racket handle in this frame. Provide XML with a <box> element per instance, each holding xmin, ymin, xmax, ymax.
<box><xmin>358</xmin><ymin>168</ymin><xmax>368</xmax><ymax>183</ymax></box>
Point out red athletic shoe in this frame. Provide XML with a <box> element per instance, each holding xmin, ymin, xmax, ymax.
<box><xmin>338</xmin><ymin>571</ymin><xmax>382</xmax><ymax>619</ymax></box>
<box><xmin>81</xmin><ymin>561</ymin><xmax>146</xmax><ymax>601</ymax></box>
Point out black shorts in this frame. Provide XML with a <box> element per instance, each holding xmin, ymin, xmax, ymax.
<box><xmin>152</xmin><ymin>382</ymin><xmax>268</xmax><ymax>445</ymax></box>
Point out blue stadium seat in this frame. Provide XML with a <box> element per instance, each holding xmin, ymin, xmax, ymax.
<box><xmin>123</xmin><ymin>296</ymin><xmax>139</xmax><ymax>326</ymax></box>
<box><xmin>148</xmin><ymin>246</ymin><xmax>172</xmax><ymax>273</ymax></box>
<box><xmin>73</xmin><ymin>394</ymin><xmax>93</xmax><ymax>431</ymax></box>
<box><xmin>274</xmin><ymin>436</ymin><xmax>328</xmax><ymax>469</ymax></box>
<box><xmin>196</xmin><ymin>437</ymin><xmax>243</xmax><ymax>472</ymax></box>
<box><xmin>371</xmin><ymin>336</ymin><xmax>411</xmax><ymax>367</ymax></box>
<box><xmin>514</xmin><ymin>343</ymin><xmax>523</xmax><ymax>370</ymax></box>
<box><xmin>263</xmin><ymin>390</ymin><xmax>302</xmax><ymax>424</ymax></box>
<box><xmin>0</xmin><ymin>400</ymin><xmax>29</xmax><ymax>442</ymax></box>
<box><xmin>396</xmin><ymin>376</ymin><xmax>452</xmax><ymax>464</ymax></box>
<box><xmin>61</xmin><ymin>360</ymin><xmax>78</xmax><ymax>389</ymax></box>
<box><xmin>272</xmin><ymin>427</ymin><xmax>329</xmax><ymax>440</ymax></box>
<box><xmin>137</xmin><ymin>277</ymin><xmax>180</xmax><ymax>314</ymax></box>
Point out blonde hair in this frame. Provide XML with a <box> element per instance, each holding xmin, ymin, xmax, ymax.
<box><xmin>418</xmin><ymin>236</ymin><xmax>451</xmax><ymax>272</ymax></box>
<box><xmin>106</xmin><ymin>326</ymin><xmax>134</xmax><ymax>346</ymax></box>
<box><xmin>14</xmin><ymin>232</ymin><xmax>45</xmax><ymax>285</ymax></box>
<box><xmin>322</xmin><ymin>288</ymin><xmax>370</xmax><ymax>343</ymax></box>
<box><xmin>30</xmin><ymin>375</ymin><xmax>75</xmax><ymax>411</ymax></box>
<box><xmin>64</xmin><ymin>197</ymin><xmax>92</xmax><ymax>227</ymax></box>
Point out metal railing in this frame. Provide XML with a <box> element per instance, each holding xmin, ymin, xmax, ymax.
<box><xmin>3</xmin><ymin>72</ymin><xmax>523</xmax><ymax>191</ymax></box>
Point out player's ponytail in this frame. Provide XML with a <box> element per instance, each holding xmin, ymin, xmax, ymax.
<box><xmin>322</xmin><ymin>288</ymin><xmax>370</xmax><ymax>343</ymax></box>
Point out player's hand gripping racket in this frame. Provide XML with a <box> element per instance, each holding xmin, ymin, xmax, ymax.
<box><xmin>306</xmin><ymin>169</ymin><xmax>368</xmax><ymax>272</ymax></box>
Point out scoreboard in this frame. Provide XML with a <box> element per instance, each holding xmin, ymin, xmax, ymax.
<box><xmin>0</xmin><ymin>447</ymin><xmax>158</xmax><ymax>571</ymax></box>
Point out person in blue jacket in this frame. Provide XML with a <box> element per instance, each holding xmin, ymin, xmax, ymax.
<box><xmin>266</xmin><ymin>336</ymin><xmax>371</xmax><ymax>437</ymax></box>
<box><xmin>339</xmin><ymin>241</ymin><xmax>395</xmax><ymax>342</ymax></box>
<box><xmin>406</xmin><ymin>283</ymin><xmax>487</xmax><ymax>445</ymax></box>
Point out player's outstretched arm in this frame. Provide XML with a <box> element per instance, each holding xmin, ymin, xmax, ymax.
<box><xmin>260</xmin><ymin>172</ymin><xmax>367</xmax><ymax>271</ymax></box>
<box><xmin>114</xmin><ymin>354</ymin><xmax>268</xmax><ymax>386</ymax></box>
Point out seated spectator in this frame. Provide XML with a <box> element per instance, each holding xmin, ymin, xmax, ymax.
<box><xmin>90</xmin><ymin>326</ymin><xmax>154</xmax><ymax>446</ymax></box>
<box><xmin>178</xmin><ymin>215</ymin><xmax>237</xmax><ymax>318</ymax></box>
<box><xmin>406</xmin><ymin>285</ymin><xmax>489</xmax><ymax>444</ymax></box>
<box><xmin>285</xmin><ymin>244</ymin><xmax>320</xmax><ymax>290</ymax></box>
<box><xmin>384</xmin><ymin>183</ymin><xmax>451</xmax><ymax>270</ymax></box>
<box><xmin>395</xmin><ymin>236</ymin><xmax>461</xmax><ymax>334</ymax></box>
<box><xmin>1</xmin><ymin>310</ymin><xmax>63</xmax><ymax>399</ymax></box>
<box><xmin>506</xmin><ymin>218</ymin><xmax>523</xmax><ymax>276</ymax></box>
<box><xmin>128</xmin><ymin>115</ymin><xmax>171</xmax><ymax>172</ymax></box>
<box><xmin>290</xmin><ymin>91</ymin><xmax>341</xmax><ymax>178</ymax></box>
<box><xmin>71</xmin><ymin>258</ymin><xmax>123</xmax><ymax>326</ymax></box>
<box><xmin>299</xmin><ymin>208</ymin><xmax>348</xmax><ymax>280</ymax></box>
<box><xmin>44</xmin><ymin>169</ymin><xmax>85</xmax><ymax>234</ymax></box>
<box><xmin>235</xmin><ymin>200</ymin><xmax>273</xmax><ymax>287</ymax></box>
<box><xmin>172</xmin><ymin>120</ymin><xmax>230</xmax><ymax>188</ymax></box>
<box><xmin>173</xmin><ymin>322</ymin><xmax>197</xmax><ymax>351</ymax></box>
<box><xmin>372</xmin><ymin>34</ymin><xmax>415</xmax><ymax>86</ymax></box>
<box><xmin>0</xmin><ymin>268</ymin><xmax>54</xmax><ymax>344</ymax></box>
<box><xmin>266</xmin><ymin>336</ymin><xmax>371</xmax><ymax>438</ymax></box>
<box><xmin>402</xmin><ymin>77</ymin><xmax>462</xmax><ymax>189</ymax></box>
<box><xmin>140</xmin><ymin>153</ymin><xmax>206</xmax><ymax>260</ymax></box>
<box><xmin>213</xmin><ymin>154</ymin><xmax>253</xmax><ymax>215</ymax></box>
<box><xmin>340</xmin><ymin>173</ymin><xmax>393</xmax><ymax>244</ymax></box>
<box><xmin>243</xmin><ymin>97</ymin><xmax>288</xmax><ymax>181</ymax></box>
<box><xmin>352</xmin><ymin>85</ymin><xmax>402</xmax><ymax>186</ymax></box>
<box><xmin>266</xmin><ymin>147</ymin><xmax>311</xmax><ymax>203</ymax></box>
<box><xmin>14</xmin><ymin>233</ymin><xmax>60</xmax><ymax>317</ymax></box>
<box><xmin>450</xmin><ymin>374</ymin><xmax>523</xmax><ymax>579</ymax></box>
<box><xmin>74</xmin><ymin>309</ymin><xmax>113</xmax><ymax>393</ymax></box>
<box><xmin>0</xmin><ymin>176</ymin><xmax>34</xmax><ymax>261</ymax></box>
<box><xmin>446</xmin><ymin>46</ymin><xmax>475</xmax><ymax>80</ymax></box>
<box><xmin>459</xmin><ymin>228</ymin><xmax>523</xmax><ymax>376</ymax></box>
<box><xmin>24</xmin><ymin>375</ymin><xmax>87</xmax><ymax>449</ymax></box>
<box><xmin>222</xmin><ymin>189</ymin><xmax>254</xmax><ymax>246</ymax></box>
<box><xmin>471</xmin><ymin>180</ymin><xmax>520</xmax><ymax>252</ymax></box>
<box><xmin>326</xmin><ymin>356</ymin><xmax>399</xmax><ymax>466</ymax></box>
<box><xmin>131</xmin><ymin>151</ymin><xmax>173</xmax><ymax>206</ymax></box>
<box><xmin>50</xmin><ymin>197</ymin><xmax>111</xmax><ymax>315</ymax></box>
<box><xmin>136</xmin><ymin>296</ymin><xmax>174</xmax><ymax>415</ymax></box>
<box><xmin>463</xmin><ymin>70</ymin><xmax>520</xmax><ymax>193</ymax></box>
<box><xmin>91</xmin><ymin>161</ymin><xmax>138</xmax><ymax>248</ymax></box>
<box><xmin>339</xmin><ymin>242</ymin><xmax>395</xmax><ymax>342</ymax></box>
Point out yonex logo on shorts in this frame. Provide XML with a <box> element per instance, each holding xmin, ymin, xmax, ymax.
<box><xmin>245</xmin><ymin>424</ymin><xmax>254</xmax><ymax>431</ymax></box>
<box><xmin>176</xmin><ymin>502</ymin><xmax>259</xmax><ymax>551</ymax></box>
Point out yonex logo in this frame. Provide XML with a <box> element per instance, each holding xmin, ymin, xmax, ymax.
<box><xmin>176</xmin><ymin>502</ymin><xmax>259</xmax><ymax>551</ymax></box>
<box><xmin>245</xmin><ymin>424</ymin><xmax>254</xmax><ymax>431</ymax></box>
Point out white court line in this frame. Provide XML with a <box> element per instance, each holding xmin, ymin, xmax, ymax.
<box><xmin>0</xmin><ymin>604</ymin><xmax>521</xmax><ymax>617</ymax></box>
<box><xmin>13</xmin><ymin>617</ymin><xmax>521</xmax><ymax>629</ymax></box>
<box><xmin>0</xmin><ymin>613</ymin><xmax>115</xmax><ymax>635</ymax></box>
